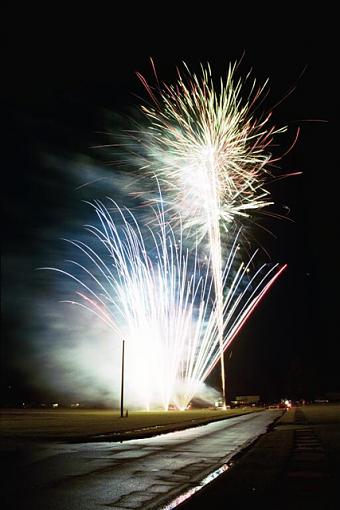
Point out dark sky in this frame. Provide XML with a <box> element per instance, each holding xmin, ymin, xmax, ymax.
<box><xmin>2</xmin><ymin>9</ymin><xmax>338</xmax><ymax>404</ymax></box>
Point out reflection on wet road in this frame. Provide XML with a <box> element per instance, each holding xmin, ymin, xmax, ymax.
<box><xmin>3</xmin><ymin>410</ymin><xmax>282</xmax><ymax>509</ymax></box>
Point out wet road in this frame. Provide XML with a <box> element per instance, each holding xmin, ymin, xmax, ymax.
<box><xmin>3</xmin><ymin>410</ymin><xmax>282</xmax><ymax>509</ymax></box>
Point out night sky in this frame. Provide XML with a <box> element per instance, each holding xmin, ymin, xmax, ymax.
<box><xmin>3</xmin><ymin>9</ymin><xmax>338</xmax><ymax>405</ymax></box>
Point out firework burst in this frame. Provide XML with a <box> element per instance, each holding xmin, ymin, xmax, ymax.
<box><xmin>128</xmin><ymin>62</ymin><xmax>288</xmax><ymax>405</ymax></box>
<box><xmin>134</xmin><ymin>62</ymin><xmax>287</xmax><ymax>235</ymax></box>
<box><xmin>44</xmin><ymin>199</ymin><xmax>286</xmax><ymax>411</ymax></box>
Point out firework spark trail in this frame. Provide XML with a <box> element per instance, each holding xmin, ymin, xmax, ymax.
<box><xmin>131</xmin><ymin>62</ymin><xmax>288</xmax><ymax>405</ymax></box>
<box><xmin>43</xmin><ymin>199</ymin><xmax>285</xmax><ymax>411</ymax></box>
<box><xmin>44</xmin><ymin>199</ymin><xmax>211</xmax><ymax>410</ymax></box>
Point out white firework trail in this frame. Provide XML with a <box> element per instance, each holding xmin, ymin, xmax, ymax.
<box><xmin>43</xmin><ymin>198</ymin><xmax>286</xmax><ymax>411</ymax></box>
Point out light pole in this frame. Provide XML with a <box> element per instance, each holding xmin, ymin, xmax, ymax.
<box><xmin>120</xmin><ymin>339</ymin><xmax>125</xmax><ymax>418</ymax></box>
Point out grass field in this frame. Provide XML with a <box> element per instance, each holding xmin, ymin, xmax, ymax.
<box><xmin>0</xmin><ymin>407</ymin><xmax>264</xmax><ymax>441</ymax></box>
<box><xmin>277</xmin><ymin>402</ymin><xmax>340</xmax><ymax>426</ymax></box>
<box><xmin>296</xmin><ymin>403</ymin><xmax>340</xmax><ymax>423</ymax></box>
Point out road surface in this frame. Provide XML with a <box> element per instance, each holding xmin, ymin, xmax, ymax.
<box><xmin>2</xmin><ymin>410</ymin><xmax>282</xmax><ymax>509</ymax></box>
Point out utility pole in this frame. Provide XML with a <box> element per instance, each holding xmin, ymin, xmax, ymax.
<box><xmin>120</xmin><ymin>339</ymin><xmax>125</xmax><ymax>418</ymax></box>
